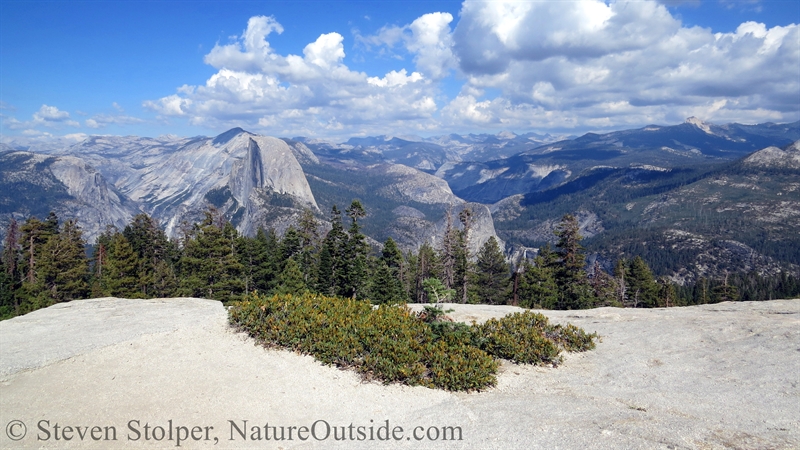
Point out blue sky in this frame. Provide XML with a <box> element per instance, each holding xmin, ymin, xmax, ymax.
<box><xmin>1</xmin><ymin>0</ymin><xmax>798</xmax><ymax>143</ymax></box>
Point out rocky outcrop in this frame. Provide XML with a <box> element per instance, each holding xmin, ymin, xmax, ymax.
<box><xmin>111</xmin><ymin>130</ymin><xmax>318</xmax><ymax>237</ymax></box>
<box><xmin>0</xmin><ymin>152</ymin><xmax>140</xmax><ymax>242</ymax></box>
<box><xmin>2</xmin><ymin>298</ymin><xmax>797</xmax><ymax>450</ymax></box>
<box><xmin>743</xmin><ymin>140</ymin><xmax>800</xmax><ymax>169</ymax></box>
<box><xmin>373</xmin><ymin>163</ymin><xmax>461</xmax><ymax>205</ymax></box>
<box><xmin>281</xmin><ymin>138</ymin><xmax>320</xmax><ymax>165</ymax></box>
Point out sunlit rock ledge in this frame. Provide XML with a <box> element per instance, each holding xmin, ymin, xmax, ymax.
<box><xmin>1</xmin><ymin>297</ymin><xmax>798</xmax><ymax>449</ymax></box>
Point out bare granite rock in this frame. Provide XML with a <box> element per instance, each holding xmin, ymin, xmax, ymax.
<box><xmin>1</xmin><ymin>298</ymin><xmax>798</xmax><ymax>449</ymax></box>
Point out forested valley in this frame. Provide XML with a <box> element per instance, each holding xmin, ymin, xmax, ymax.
<box><xmin>1</xmin><ymin>202</ymin><xmax>798</xmax><ymax>320</ymax></box>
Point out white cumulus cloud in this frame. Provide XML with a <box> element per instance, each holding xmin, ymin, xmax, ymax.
<box><xmin>141</xmin><ymin>2</ymin><xmax>798</xmax><ymax>138</ymax></box>
<box><xmin>446</xmin><ymin>0</ymin><xmax>799</xmax><ymax>130</ymax></box>
<box><xmin>361</xmin><ymin>12</ymin><xmax>456</xmax><ymax>79</ymax></box>
<box><xmin>32</xmin><ymin>104</ymin><xmax>79</xmax><ymax>127</ymax></box>
<box><xmin>144</xmin><ymin>15</ymin><xmax>440</xmax><ymax>138</ymax></box>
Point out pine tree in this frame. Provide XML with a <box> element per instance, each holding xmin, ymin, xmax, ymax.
<box><xmin>412</xmin><ymin>242</ymin><xmax>440</xmax><ymax>302</ymax></box>
<box><xmin>517</xmin><ymin>256</ymin><xmax>559</xmax><ymax>309</ymax></box>
<box><xmin>369</xmin><ymin>260</ymin><xmax>403</xmax><ymax>304</ymax></box>
<box><xmin>102</xmin><ymin>233</ymin><xmax>141</xmax><ymax>298</ymax></box>
<box><xmin>297</xmin><ymin>208</ymin><xmax>320</xmax><ymax>287</ymax></box>
<box><xmin>274</xmin><ymin>258</ymin><xmax>307</xmax><ymax>296</ymax></box>
<box><xmin>376</xmin><ymin>237</ymin><xmax>405</xmax><ymax>302</ymax></box>
<box><xmin>614</xmin><ymin>258</ymin><xmax>628</xmax><ymax>306</ymax></box>
<box><xmin>456</xmin><ymin>208</ymin><xmax>473</xmax><ymax>303</ymax></box>
<box><xmin>422</xmin><ymin>277</ymin><xmax>455</xmax><ymax>304</ymax></box>
<box><xmin>470</xmin><ymin>237</ymin><xmax>510</xmax><ymax>304</ymax></box>
<box><xmin>179</xmin><ymin>211</ymin><xmax>244</xmax><ymax>302</ymax></box>
<box><xmin>43</xmin><ymin>212</ymin><xmax>58</xmax><ymax>232</ymax></box>
<box><xmin>24</xmin><ymin>219</ymin><xmax>88</xmax><ymax>308</ymax></box>
<box><xmin>440</xmin><ymin>209</ymin><xmax>456</xmax><ymax>289</ymax></box>
<box><xmin>658</xmin><ymin>277</ymin><xmax>677</xmax><ymax>307</ymax></box>
<box><xmin>151</xmin><ymin>259</ymin><xmax>178</xmax><ymax>298</ymax></box>
<box><xmin>693</xmin><ymin>277</ymin><xmax>710</xmax><ymax>305</ymax></box>
<box><xmin>343</xmin><ymin>200</ymin><xmax>369</xmax><ymax>299</ymax></box>
<box><xmin>2</xmin><ymin>218</ymin><xmax>19</xmax><ymax>282</ymax></box>
<box><xmin>251</xmin><ymin>228</ymin><xmax>280</xmax><ymax>293</ymax></box>
<box><xmin>19</xmin><ymin>217</ymin><xmax>56</xmax><ymax>285</ymax></box>
<box><xmin>381</xmin><ymin>237</ymin><xmax>403</xmax><ymax>269</ymax></box>
<box><xmin>712</xmin><ymin>273</ymin><xmax>739</xmax><ymax>303</ymax></box>
<box><xmin>122</xmin><ymin>213</ymin><xmax>173</xmax><ymax>297</ymax></box>
<box><xmin>553</xmin><ymin>214</ymin><xmax>592</xmax><ymax>309</ymax></box>
<box><xmin>317</xmin><ymin>206</ymin><xmax>347</xmax><ymax>296</ymax></box>
<box><xmin>626</xmin><ymin>256</ymin><xmax>659</xmax><ymax>308</ymax></box>
<box><xmin>1</xmin><ymin>219</ymin><xmax>21</xmax><ymax>316</ymax></box>
<box><xmin>280</xmin><ymin>227</ymin><xmax>302</xmax><ymax>263</ymax></box>
<box><xmin>591</xmin><ymin>260</ymin><xmax>620</xmax><ymax>306</ymax></box>
<box><xmin>0</xmin><ymin>265</ymin><xmax>14</xmax><ymax>319</ymax></box>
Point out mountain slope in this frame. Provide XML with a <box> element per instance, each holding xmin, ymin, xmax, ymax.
<box><xmin>436</xmin><ymin>119</ymin><xmax>800</xmax><ymax>204</ymax></box>
<box><xmin>301</xmin><ymin>158</ymin><xmax>501</xmax><ymax>254</ymax></box>
<box><xmin>0</xmin><ymin>151</ymin><xmax>140</xmax><ymax>241</ymax></box>
<box><xmin>493</xmin><ymin>141</ymin><xmax>800</xmax><ymax>283</ymax></box>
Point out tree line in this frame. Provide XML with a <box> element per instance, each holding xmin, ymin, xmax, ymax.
<box><xmin>1</xmin><ymin>203</ymin><xmax>796</xmax><ymax>320</ymax></box>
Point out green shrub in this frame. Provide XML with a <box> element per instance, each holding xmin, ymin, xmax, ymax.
<box><xmin>229</xmin><ymin>294</ymin><xmax>596</xmax><ymax>391</ymax></box>
<box><xmin>548</xmin><ymin>323</ymin><xmax>598</xmax><ymax>353</ymax></box>
<box><xmin>229</xmin><ymin>292</ymin><xmax>498</xmax><ymax>391</ymax></box>
<box><xmin>474</xmin><ymin>311</ymin><xmax>597</xmax><ymax>366</ymax></box>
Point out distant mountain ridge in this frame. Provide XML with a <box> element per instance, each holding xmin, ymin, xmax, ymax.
<box><xmin>1</xmin><ymin>118</ymin><xmax>798</xmax><ymax>284</ymax></box>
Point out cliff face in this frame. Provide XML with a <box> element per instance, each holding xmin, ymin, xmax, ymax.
<box><xmin>67</xmin><ymin>129</ymin><xmax>319</xmax><ymax>238</ymax></box>
<box><xmin>228</xmin><ymin>136</ymin><xmax>318</xmax><ymax>210</ymax></box>
<box><xmin>0</xmin><ymin>152</ymin><xmax>139</xmax><ymax>242</ymax></box>
<box><xmin>5</xmin><ymin>129</ymin><xmax>506</xmax><ymax>252</ymax></box>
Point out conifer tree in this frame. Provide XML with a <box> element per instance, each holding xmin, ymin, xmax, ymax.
<box><xmin>25</xmin><ymin>219</ymin><xmax>88</xmax><ymax>308</ymax></box>
<box><xmin>249</xmin><ymin>228</ymin><xmax>280</xmax><ymax>293</ymax></box>
<box><xmin>151</xmin><ymin>259</ymin><xmax>178</xmax><ymax>298</ymax></box>
<box><xmin>273</xmin><ymin>258</ymin><xmax>307</xmax><ymax>296</ymax></box>
<box><xmin>658</xmin><ymin>277</ymin><xmax>677</xmax><ymax>307</ymax></box>
<box><xmin>280</xmin><ymin>227</ymin><xmax>302</xmax><ymax>263</ymax></box>
<box><xmin>179</xmin><ymin>211</ymin><xmax>244</xmax><ymax>302</ymax></box>
<box><xmin>43</xmin><ymin>212</ymin><xmax>59</xmax><ymax>235</ymax></box>
<box><xmin>712</xmin><ymin>273</ymin><xmax>739</xmax><ymax>303</ymax></box>
<box><xmin>369</xmin><ymin>260</ymin><xmax>403</xmax><ymax>304</ymax></box>
<box><xmin>626</xmin><ymin>256</ymin><xmax>659</xmax><ymax>307</ymax></box>
<box><xmin>591</xmin><ymin>260</ymin><xmax>620</xmax><ymax>306</ymax></box>
<box><xmin>297</xmin><ymin>208</ymin><xmax>320</xmax><ymax>286</ymax></box>
<box><xmin>694</xmin><ymin>277</ymin><xmax>710</xmax><ymax>305</ymax></box>
<box><xmin>317</xmin><ymin>206</ymin><xmax>347</xmax><ymax>296</ymax></box>
<box><xmin>122</xmin><ymin>213</ymin><xmax>174</xmax><ymax>297</ymax></box>
<box><xmin>1</xmin><ymin>218</ymin><xmax>20</xmax><ymax>315</ymax></box>
<box><xmin>412</xmin><ymin>242</ymin><xmax>440</xmax><ymax>302</ymax></box>
<box><xmin>0</xmin><ymin>264</ymin><xmax>14</xmax><ymax>319</ymax></box>
<box><xmin>381</xmin><ymin>237</ymin><xmax>403</xmax><ymax>269</ymax></box>
<box><xmin>517</xmin><ymin>255</ymin><xmax>559</xmax><ymax>309</ymax></box>
<box><xmin>373</xmin><ymin>237</ymin><xmax>405</xmax><ymax>303</ymax></box>
<box><xmin>470</xmin><ymin>237</ymin><xmax>510</xmax><ymax>304</ymax></box>
<box><xmin>2</xmin><ymin>218</ymin><xmax>19</xmax><ymax>282</ymax></box>
<box><xmin>440</xmin><ymin>210</ymin><xmax>456</xmax><ymax>289</ymax></box>
<box><xmin>102</xmin><ymin>233</ymin><xmax>141</xmax><ymax>298</ymax></box>
<box><xmin>553</xmin><ymin>214</ymin><xmax>592</xmax><ymax>309</ymax></box>
<box><xmin>614</xmin><ymin>258</ymin><xmax>628</xmax><ymax>306</ymax></box>
<box><xmin>343</xmin><ymin>200</ymin><xmax>369</xmax><ymax>299</ymax></box>
<box><xmin>19</xmin><ymin>216</ymin><xmax>57</xmax><ymax>285</ymax></box>
<box><xmin>422</xmin><ymin>277</ymin><xmax>455</xmax><ymax>304</ymax></box>
<box><xmin>538</xmin><ymin>243</ymin><xmax>559</xmax><ymax>269</ymax></box>
<box><xmin>456</xmin><ymin>208</ymin><xmax>473</xmax><ymax>303</ymax></box>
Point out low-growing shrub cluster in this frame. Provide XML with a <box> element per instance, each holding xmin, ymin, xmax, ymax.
<box><xmin>229</xmin><ymin>293</ymin><xmax>597</xmax><ymax>391</ymax></box>
<box><xmin>473</xmin><ymin>311</ymin><xmax>597</xmax><ymax>366</ymax></box>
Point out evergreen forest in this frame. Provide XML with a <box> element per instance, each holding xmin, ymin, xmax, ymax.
<box><xmin>2</xmin><ymin>202</ymin><xmax>798</xmax><ymax>320</ymax></box>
